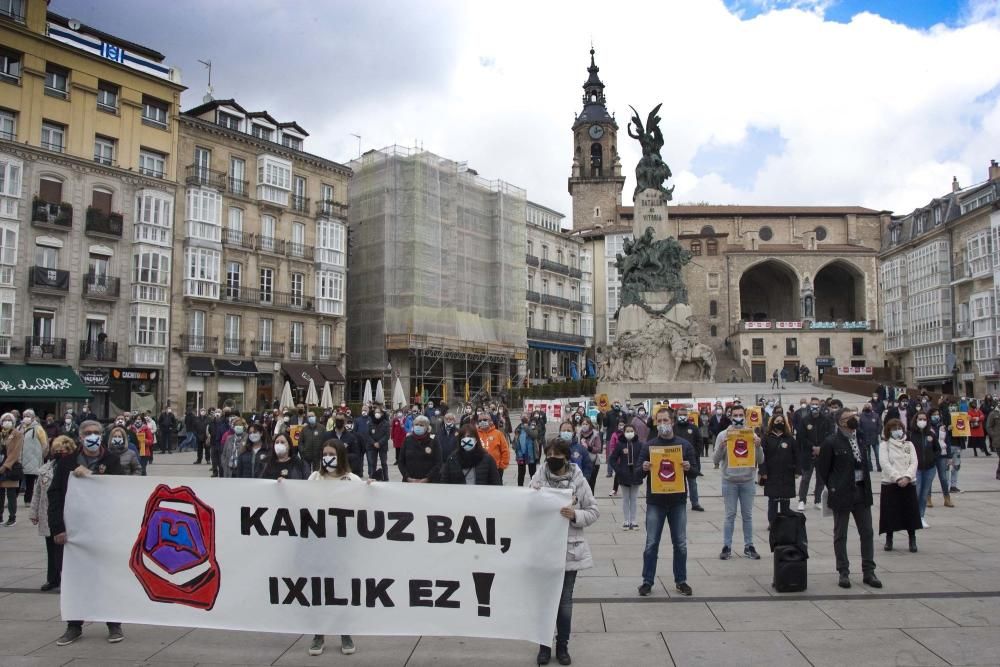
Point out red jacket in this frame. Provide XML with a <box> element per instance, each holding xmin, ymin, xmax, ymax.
<box><xmin>391</xmin><ymin>418</ymin><xmax>406</xmax><ymax>450</ymax></box>
<box><xmin>969</xmin><ymin>408</ymin><xmax>985</xmax><ymax>437</ymax></box>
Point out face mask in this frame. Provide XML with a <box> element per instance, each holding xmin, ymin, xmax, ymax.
<box><xmin>460</xmin><ymin>437</ymin><xmax>476</xmax><ymax>451</ymax></box>
<box><xmin>109</xmin><ymin>436</ymin><xmax>124</xmax><ymax>449</ymax></box>
<box><xmin>715</xmin><ymin>408</ymin><xmax>722</xmax><ymax>415</ymax></box>
<box><xmin>283</xmin><ymin>416</ymin><xmax>290</xmax><ymax>423</ymax></box>
<box><xmin>844</xmin><ymin>417</ymin><xmax>859</xmax><ymax>430</ymax></box>
<box><xmin>678</xmin><ymin>415</ymin><xmax>687</xmax><ymax>423</ymax></box>
<box><xmin>308</xmin><ymin>416</ymin><xmax>317</xmax><ymax>425</ymax></box>
<box><xmin>546</xmin><ymin>457</ymin><xmax>565</xmax><ymax>473</ymax></box>
<box><xmin>413</xmin><ymin>425</ymin><xmax>427</xmax><ymax>436</ymax></box>
<box><xmin>891</xmin><ymin>429</ymin><xmax>904</xmax><ymax>440</ymax></box>
<box><xmin>274</xmin><ymin>443</ymin><xmax>288</xmax><ymax>457</ymax></box>
<box><xmin>83</xmin><ymin>433</ymin><xmax>102</xmax><ymax>451</ymax></box>
<box><xmin>638</xmin><ymin>411</ymin><xmax>646</xmax><ymax>418</ymax></box>
<box><xmin>64</xmin><ymin>418</ymin><xmax>72</xmax><ymax>425</ymax></box>
<box><xmin>657</xmin><ymin>424</ymin><xmax>672</xmax><ymax>437</ymax></box>
<box><xmin>115</xmin><ymin>419</ymin><xmax>125</xmax><ymax>426</ymax></box>
<box><xmin>581</xmin><ymin>425</ymin><xmax>592</xmax><ymax>434</ymax></box>
<box><xmin>361</xmin><ymin>411</ymin><xmax>368</xmax><ymax>417</ymax></box>
<box><xmin>624</xmin><ymin>431</ymin><xmax>635</xmax><ymax>440</ymax></box>
<box><xmin>234</xmin><ymin>426</ymin><xmax>245</xmax><ymax>435</ymax></box>
<box><xmin>559</xmin><ymin>431</ymin><xmax>573</xmax><ymax>442</ymax></box>
<box><xmin>200</xmin><ymin>411</ymin><xmax>206</xmax><ymax>416</ymax></box>
<box><xmin>773</xmin><ymin>421</ymin><xmax>784</xmax><ymax>429</ymax></box>
<box><xmin>375</xmin><ymin>412</ymin><xmax>383</xmax><ymax>419</ymax></box>
<box><xmin>863</xmin><ymin>407</ymin><xmax>871</xmax><ymax>413</ymax></box>
<box><xmin>931</xmin><ymin>416</ymin><xmax>941</xmax><ymax>424</ymax></box>
<box><xmin>477</xmin><ymin>420</ymin><xmax>491</xmax><ymax>430</ymax></box>
<box><xmin>346</xmin><ymin>423</ymin><xmax>355</xmax><ymax>431</ymax></box>
<box><xmin>731</xmin><ymin>416</ymin><xmax>745</xmax><ymax>426</ymax></box>
<box><xmin>434</xmin><ymin>410</ymin><xmax>441</xmax><ymax>416</ymax></box>
<box><xmin>322</xmin><ymin>455</ymin><xmax>337</xmax><ymax>470</ymax></box>
<box><xmin>248</xmin><ymin>432</ymin><xmax>262</xmax><ymax>443</ymax></box>
<box><xmin>916</xmin><ymin>420</ymin><xmax>928</xmax><ymax>429</ymax></box>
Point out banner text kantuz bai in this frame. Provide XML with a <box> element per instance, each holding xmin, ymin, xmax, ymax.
<box><xmin>242</xmin><ymin>505</ymin><xmax>510</xmax><ymax>615</ymax></box>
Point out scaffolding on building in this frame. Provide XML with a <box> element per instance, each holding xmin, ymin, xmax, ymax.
<box><xmin>347</xmin><ymin>146</ymin><xmax>527</xmax><ymax>404</ymax></box>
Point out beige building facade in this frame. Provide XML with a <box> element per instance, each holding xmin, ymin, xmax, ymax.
<box><xmin>0</xmin><ymin>0</ymin><xmax>183</xmax><ymax>417</ymax></box>
<box><xmin>879</xmin><ymin>163</ymin><xmax>1000</xmax><ymax>397</ymax></box>
<box><xmin>169</xmin><ymin>99</ymin><xmax>350</xmax><ymax>412</ymax></box>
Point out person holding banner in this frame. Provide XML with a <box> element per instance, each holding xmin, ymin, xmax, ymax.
<box><xmin>638</xmin><ymin>408</ymin><xmax>699</xmax><ymax>597</ymax></box>
<box><xmin>713</xmin><ymin>405</ymin><xmax>764</xmax><ymax>560</ymax></box>
<box><xmin>260</xmin><ymin>434</ymin><xmax>310</xmax><ymax>481</ymax></box>
<box><xmin>30</xmin><ymin>435</ymin><xmax>75</xmax><ymax>591</ymax></box>
<box><xmin>759</xmin><ymin>412</ymin><xmax>798</xmax><ymax>526</ymax></box>
<box><xmin>438</xmin><ymin>425</ymin><xmax>501</xmax><ymax>485</ymax></box>
<box><xmin>398</xmin><ymin>415</ymin><xmax>443</xmax><ymax>483</ymax></box>
<box><xmin>236</xmin><ymin>423</ymin><xmax>270</xmax><ymax>479</ymax></box>
<box><xmin>530</xmin><ymin>438</ymin><xmax>599</xmax><ymax>666</ymax></box>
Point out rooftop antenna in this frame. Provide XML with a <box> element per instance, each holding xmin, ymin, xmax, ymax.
<box><xmin>350</xmin><ymin>133</ymin><xmax>361</xmax><ymax>158</ymax></box>
<box><xmin>198</xmin><ymin>59</ymin><xmax>213</xmax><ymax>103</ymax></box>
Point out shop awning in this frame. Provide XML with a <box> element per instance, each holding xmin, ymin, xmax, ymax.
<box><xmin>0</xmin><ymin>365</ymin><xmax>92</xmax><ymax>401</ymax></box>
<box><xmin>282</xmin><ymin>362</ymin><xmax>325</xmax><ymax>389</ymax></box>
<box><xmin>214</xmin><ymin>359</ymin><xmax>259</xmax><ymax>377</ymax></box>
<box><xmin>315</xmin><ymin>364</ymin><xmax>346</xmax><ymax>384</ymax></box>
<box><xmin>188</xmin><ymin>357</ymin><xmax>216</xmax><ymax>377</ymax></box>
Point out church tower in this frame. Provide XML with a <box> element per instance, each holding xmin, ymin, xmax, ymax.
<box><xmin>568</xmin><ymin>49</ymin><xmax>625</xmax><ymax>231</ymax></box>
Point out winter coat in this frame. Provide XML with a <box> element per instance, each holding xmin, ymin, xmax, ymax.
<box><xmin>911</xmin><ymin>424</ymin><xmax>948</xmax><ymax>470</ymax></box>
<box><xmin>391</xmin><ymin>417</ymin><xmax>407</xmax><ymax>448</ymax></box>
<box><xmin>530</xmin><ymin>463</ymin><xmax>598</xmax><ymax>571</ymax></box>
<box><xmin>398</xmin><ymin>433</ymin><xmax>442</xmax><ymax>482</ymax></box>
<box><xmin>132</xmin><ymin>424</ymin><xmax>155</xmax><ymax>457</ymax></box>
<box><xmin>0</xmin><ymin>427</ymin><xmax>23</xmax><ymax>489</ymax></box>
<box><xmin>988</xmin><ymin>409</ymin><xmax>1000</xmax><ymax>448</ymax></box>
<box><xmin>879</xmin><ymin>437</ymin><xmax>917</xmax><ymax>485</ymax></box>
<box><xmin>437</xmin><ymin>423</ymin><xmax>460</xmax><ymax>461</ymax></box>
<box><xmin>19</xmin><ymin>423</ymin><xmax>48</xmax><ymax>475</ymax></box>
<box><xmin>260</xmin><ymin>455</ymin><xmax>310</xmax><ymax>480</ymax></box>
<box><xmin>569</xmin><ymin>441</ymin><xmax>592</xmax><ymax>479</ymax></box>
<box><xmin>108</xmin><ymin>439</ymin><xmax>141</xmax><ymax>476</ymax></box>
<box><xmin>858</xmin><ymin>411</ymin><xmax>882</xmax><ymax>449</ymax></box>
<box><xmin>816</xmin><ymin>430</ymin><xmax>873</xmax><ymax>511</ymax></box>
<box><xmin>438</xmin><ymin>447</ymin><xmax>501</xmax><ymax>485</ymax></box>
<box><xmin>478</xmin><ymin>425</ymin><xmax>511</xmax><ymax>471</ymax></box>
<box><xmin>237</xmin><ymin>446</ymin><xmax>271</xmax><ymax>478</ymax></box>
<box><xmin>608</xmin><ymin>435</ymin><xmax>642</xmax><ymax>486</ymax></box>
<box><xmin>795</xmin><ymin>411</ymin><xmax>833</xmax><ymax>464</ymax></box>
<box><xmin>578</xmin><ymin>428</ymin><xmax>603</xmax><ymax>466</ymax></box>
<box><xmin>48</xmin><ymin>451</ymin><xmax>123</xmax><ymax>537</ymax></box>
<box><xmin>968</xmin><ymin>408</ymin><xmax>985</xmax><ymax>438</ymax></box>
<box><xmin>513</xmin><ymin>423</ymin><xmax>540</xmax><ymax>464</ymax></box>
<box><xmin>674</xmin><ymin>421</ymin><xmax>701</xmax><ymax>453</ymax></box>
<box><xmin>297</xmin><ymin>424</ymin><xmax>329</xmax><ymax>469</ymax></box>
<box><xmin>221</xmin><ymin>432</ymin><xmax>248</xmax><ymax>477</ymax></box>
<box><xmin>760</xmin><ymin>432</ymin><xmax>798</xmax><ymax>498</ymax></box>
<box><xmin>29</xmin><ymin>459</ymin><xmax>56</xmax><ymax>535</ymax></box>
<box><xmin>370</xmin><ymin>415</ymin><xmax>391</xmax><ymax>451</ymax></box>
<box><xmin>330</xmin><ymin>429</ymin><xmax>365</xmax><ymax>476</ymax></box>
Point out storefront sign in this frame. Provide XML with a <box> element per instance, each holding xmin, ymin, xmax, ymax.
<box><xmin>111</xmin><ymin>368</ymin><xmax>159</xmax><ymax>382</ymax></box>
<box><xmin>79</xmin><ymin>369</ymin><xmax>111</xmax><ymax>392</ymax></box>
<box><xmin>815</xmin><ymin>357</ymin><xmax>836</xmax><ymax>367</ymax></box>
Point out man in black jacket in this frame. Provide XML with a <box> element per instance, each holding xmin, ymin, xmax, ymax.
<box><xmin>795</xmin><ymin>397</ymin><xmax>833</xmax><ymax>511</ymax></box>
<box><xmin>157</xmin><ymin>407</ymin><xmax>177</xmax><ymax>454</ymax></box>
<box><xmin>816</xmin><ymin>408</ymin><xmax>881</xmax><ymax>590</ymax></box>
<box><xmin>367</xmin><ymin>406</ymin><xmax>391</xmax><ymax>480</ymax></box>
<box><xmin>674</xmin><ymin>408</ymin><xmax>705</xmax><ymax>511</ymax></box>
<box><xmin>49</xmin><ymin>420</ymin><xmax>125</xmax><ymax>646</ymax></box>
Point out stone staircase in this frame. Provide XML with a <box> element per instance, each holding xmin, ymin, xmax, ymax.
<box><xmin>713</xmin><ymin>349</ymin><xmax>749</xmax><ymax>383</ymax></box>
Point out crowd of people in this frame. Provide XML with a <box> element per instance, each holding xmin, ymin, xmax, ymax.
<box><xmin>0</xmin><ymin>389</ymin><xmax>997</xmax><ymax>665</ymax></box>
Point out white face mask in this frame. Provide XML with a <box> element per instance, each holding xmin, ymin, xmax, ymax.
<box><xmin>322</xmin><ymin>455</ymin><xmax>337</xmax><ymax>470</ymax></box>
<box><xmin>248</xmin><ymin>433</ymin><xmax>262</xmax><ymax>443</ymax></box>
<box><xmin>916</xmin><ymin>420</ymin><xmax>927</xmax><ymax>429</ymax></box>
<box><xmin>274</xmin><ymin>443</ymin><xmax>288</xmax><ymax>457</ymax></box>
<box><xmin>890</xmin><ymin>429</ymin><xmax>904</xmax><ymax>440</ymax></box>
<box><xmin>624</xmin><ymin>431</ymin><xmax>635</xmax><ymax>440</ymax></box>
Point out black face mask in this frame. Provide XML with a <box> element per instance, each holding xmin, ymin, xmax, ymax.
<box><xmin>845</xmin><ymin>417</ymin><xmax>859</xmax><ymax>430</ymax></box>
<box><xmin>546</xmin><ymin>458</ymin><xmax>566</xmax><ymax>473</ymax></box>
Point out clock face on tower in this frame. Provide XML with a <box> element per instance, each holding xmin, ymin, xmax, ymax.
<box><xmin>589</xmin><ymin>124</ymin><xmax>604</xmax><ymax>139</ymax></box>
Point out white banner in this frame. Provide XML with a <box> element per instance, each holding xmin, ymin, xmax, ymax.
<box><xmin>62</xmin><ymin>477</ymin><xmax>571</xmax><ymax>644</ymax></box>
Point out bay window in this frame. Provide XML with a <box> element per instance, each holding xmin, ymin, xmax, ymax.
<box><xmin>184</xmin><ymin>247</ymin><xmax>220</xmax><ymax>299</ymax></box>
<box><xmin>316</xmin><ymin>270</ymin><xmax>344</xmax><ymax>315</ymax></box>
<box><xmin>185</xmin><ymin>188</ymin><xmax>221</xmax><ymax>241</ymax></box>
<box><xmin>132</xmin><ymin>249</ymin><xmax>170</xmax><ymax>302</ymax></box>
<box><xmin>317</xmin><ymin>219</ymin><xmax>345</xmax><ymax>266</ymax></box>
<box><xmin>256</xmin><ymin>155</ymin><xmax>291</xmax><ymax>205</ymax></box>
<box><xmin>134</xmin><ymin>190</ymin><xmax>172</xmax><ymax>245</ymax></box>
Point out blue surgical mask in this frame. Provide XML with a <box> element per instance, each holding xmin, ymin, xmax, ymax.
<box><xmin>413</xmin><ymin>425</ymin><xmax>427</xmax><ymax>436</ymax></box>
<box><xmin>308</xmin><ymin>416</ymin><xmax>317</xmax><ymax>425</ymax></box>
<box><xmin>559</xmin><ymin>430</ymin><xmax>573</xmax><ymax>442</ymax></box>
<box><xmin>931</xmin><ymin>415</ymin><xmax>941</xmax><ymax>424</ymax></box>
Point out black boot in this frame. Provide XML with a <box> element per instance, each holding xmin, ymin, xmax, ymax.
<box><xmin>909</xmin><ymin>532</ymin><xmax>918</xmax><ymax>553</ymax></box>
<box><xmin>884</xmin><ymin>533</ymin><xmax>893</xmax><ymax>551</ymax></box>
<box><xmin>537</xmin><ymin>645</ymin><xmax>551</xmax><ymax>665</ymax></box>
<box><xmin>556</xmin><ymin>643</ymin><xmax>572</xmax><ymax>666</ymax></box>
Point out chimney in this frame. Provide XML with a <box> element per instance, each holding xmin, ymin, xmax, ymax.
<box><xmin>990</xmin><ymin>159</ymin><xmax>1000</xmax><ymax>182</ymax></box>
<box><xmin>952</xmin><ymin>176</ymin><xmax>960</xmax><ymax>192</ymax></box>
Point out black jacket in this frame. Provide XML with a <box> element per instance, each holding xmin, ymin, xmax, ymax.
<box><xmin>398</xmin><ymin>434</ymin><xmax>442</xmax><ymax>482</ymax></box>
<box><xmin>368</xmin><ymin>415</ymin><xmax>390</xmax><ymax>451</ymax></box>
<box><xmin>330</xmin><ymin>429</ymin><xmax>365</xmax><ymax>476</ymax></box>
<box><xmin>436</xmin><ymin>423</ymin><xmax>461</xmax><ymax>461</ymax></box>
<box><xmin>674</xmin><ymin>421</ymin><xmax>701</xmax><ymax>451</ymax></box>
<box><xmin>48</xmin><ymin>451</ymin><xmax>123</xmax><ymax>536</ymax></box>
<box><xmin>608</xmin><ymin>435</ymin><xmax>642</xmax><ymax>486</ymax></box>
<box><xmin>760</xmin><ymin>432</ymin><xmax>799</xmax><ymax>498</ymax></box>
<box><xmin>796</xmin><ymin>411</ymin><xmax>833</xmax><ymax>462</ymax></box>
<box><xmin>910</xmin><ymin>425</ymin><xmax>943</xmax><ymax>470</ymax></box>
<box><xmin>237</xmin><ymin>446</ymin><xmax>271</xmax><ymax>478</ymax></box>
<box><xmin>260</xmin><ymin>455</ymin><xmax>310</xmax><ymax>480</ymax></box>
<box><xmin>438</xmin><ymin>447</ymin><xmax>500</xmax><ymax>485</ymax></box>
<box><xmin>639</xmin><ymin>435</ymin><xmax>699</xmax><ymax>507</ymax></box>
<box><xmin>816</xmin><ymin>430</ymin><xmax>873</xmax><ymax>511</ymax></box>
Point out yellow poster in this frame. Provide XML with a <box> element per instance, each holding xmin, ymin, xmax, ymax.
<box><xmin>951</xmin><ymin>412</ymin><xmax>971</xmax><ymax>437</ymax></box>
<box><xmin>595</xmin><ymin>393</ymin><xmax>610</xmax><ymax>412</ymax></box>
<box><xmin>649</xmin><ymin>446</ymin><xmax>686</xmax><ymax>494</ymax></box>
<box><xmin>289</xmin><ymin>424</ymin><xmax>304</xmax><ymax>448</ymax></box>
<box><xmin>727</xmin><ymin>428</ymin><xmax>757</xmax><ymax>468</ymax></box>
<box><xmin>686</xmin><ymin>411</ymin><xmax>700</xmax><ymax>427</ymax></box>
<box><xmin>746</xmin><ymin>406</ymin><xmax>764</xmax><ymax>430</ymax></box>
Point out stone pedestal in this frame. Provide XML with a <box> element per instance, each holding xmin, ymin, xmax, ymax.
<box><xmin>633</xmin><ymin>188</ymin><xmax>670</xmax><ymax>239</ymax></box>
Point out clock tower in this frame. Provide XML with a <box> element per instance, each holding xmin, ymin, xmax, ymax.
<box><xmin>568</xmin><ymin>48</ymin><xmax>625</xmax><ymax>231</ymax></box>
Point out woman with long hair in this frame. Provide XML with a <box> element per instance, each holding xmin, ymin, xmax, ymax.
<box><xmin>879</xmin><ymin>418</ymin><xmax>921</xmax><ymax>552</ymax></box>
<box><xmin>759</xmin><ymin>411</ymin><xmax>798</xmax><ymax>526</ymax></box>
<box><xmin>438</xmin><ymin>424</ymin><xmax>501</xmax><ymax>485</ymax></box>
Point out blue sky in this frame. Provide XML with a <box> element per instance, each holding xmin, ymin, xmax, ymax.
<box><xmin>727</xmin><ymin>0</ymin><xmax>969</xmax><ymax>28</ymax></box>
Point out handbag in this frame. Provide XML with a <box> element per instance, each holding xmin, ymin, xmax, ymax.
<box><xmin>0</xmin><ymin>445</ymin><xmax>23</xmax><ymax>482</ymax></box>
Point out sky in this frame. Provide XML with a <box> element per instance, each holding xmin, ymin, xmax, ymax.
<box><xmin>60</xmin><ymin>0</ymin><xmax>1000</xmax><ymax>221</ymax></box>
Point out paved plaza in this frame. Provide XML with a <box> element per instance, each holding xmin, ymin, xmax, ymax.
<box><xmin>1</xmin><ymin>400</ymin><xmax>999</xmax><ymax>665</ymax></box>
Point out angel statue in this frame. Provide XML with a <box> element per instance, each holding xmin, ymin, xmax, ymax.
<box><xmin>628</xmin><ymin>103</ymin><xmax>674</xmax><ymax>201</ymax></box>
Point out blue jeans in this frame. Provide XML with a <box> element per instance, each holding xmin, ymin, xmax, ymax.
<box><xmin>721</xmin><ymin>479</ymin><xmax>756</xmax><ymax>548</ymax></box>
<box><xmin>932</xmin><ymin>457</ymin><xmax>950</xmax><ymax>495</ymax></box>
<box><xmin>915</xmin><ymin>467</ymin><xmax>936</xmax><ymax>516</ymax></box>
<box><xmin>949</xmin><ymin>446</ymin><xmax>961</xmax><ymax>488</ymax></box>
<box><xmin>689</xmin><ymin>475</ymin><xmax>700</xmax><ymax>506</ymax></box>
<box><xmin>642</xmin><ymin>502</ymin><xmax>687</xmax><ymax>586</ymax></box>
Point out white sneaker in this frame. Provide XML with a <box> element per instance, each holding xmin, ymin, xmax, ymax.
<box><xmin>797</xmin><ymin>501</ymin><xmax>806</xmax><ymax>511</ymax></box>
<box><xmin>813</xmin><ymin>503</ymin><xmax>822</xmax><ymax>511</ymax></box>
<box><xmin>921</xmin><ymin>517</ymin><xmax>930</xmax><ymax>529</ymax></box>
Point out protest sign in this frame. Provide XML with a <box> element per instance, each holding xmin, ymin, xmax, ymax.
<box><xmin>746</xmin><ymin>407</ymin><xmax>764</xmax><ymax>430</ymax></box>
<box><xmin>288</xmin><ymin>424</ymin><xmax>303</xmax><ymax>448</ymax></box>
<box><xmin>61</xmin><ymin>477</ymin><xmax>570</xmax><ymax>644</ymax></box>
<box><xmin>649</xmin><ymin>446</ymin><xmax>685</xmax><ymax>494</ymax></box>
<box><xmin>950</xmin><ymin>412</ymin><xmax>971</xmax><ymax>437</ymax></box>
<box><xmin>726</xmin><ymin>428</ymin><xmax>756</xmax><ymax>468</ymax></box>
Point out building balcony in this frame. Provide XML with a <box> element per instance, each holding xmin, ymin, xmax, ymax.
<box><xmin>540</xmin><ymin>294</ymin><xmax>573</xmax><ymax>309</ymax></box>
<box><xmin>180</xmin><ymin>334</ymin><xmax>219</xmax><ymax>354</ymax></box>
<box><xmin>186</xmin><ymin>165</ymin><xmax>227</xmax><ymax>189</ymax></box>
<box><xmin>539</xmin><ymin>258</ymin><xmax>579</xmax><ymax>277</ymax></box>
<box><xmin>977</xmin><ymin>359</ymin><xmax>1000</xmax><ymax>377</ymax></box>
<box><xmin>227</xmin><ymin>177</ymin><xmax>249</xmax><ymax>197</ymax></box>
<box><xmin>31</xmin><ymin>200</ymin><xmax>72</xmax><ymax>229</ymax></box>
<box><xmin>289</xmin><ymin>342</ymin><xmax>305</xmax><ymax>360</ymax></box>
<box><xmin>131</xmin><ymin>345</ymin><xmax>166</xmax><ymax>366</ymax></box>
<box><xmin>221</xmin><ymin>287</ymin><xmax>313</xmax><ymax>312</ymax></box>
<box><xmin>255</xmin><ymin>235</ymin><xmax>285</xmax><ymax>254</ymax></box>
<box><xmin>526</xmin><ymin>290</ymin><xmax>540</xmax><ymax>303</ymax></box>
<box><xmin>78</xmin><ymin>340</ymin><xmax>118</xmax><ymax>363</ymax></box>
<box><xmin>82</xmin><ymin>273</ymin><xmax>120</xmax><ymax>300</ymax></box>
<box><xmin>222</xmin><ymin>227</ymin><xmax>254</xmax><ymax>250</ymax></box>
<box><xmin>287</xmin><ymin>242</ymin><xmax>315</xmax><ymax>260</ymax></box>
<box><xmin>221</xmin><ymin>338</ymin><xmax>245</xmax><ymax>356</ymax></box>
<box><xmin>312</xmin><ymin>345</ymin><xmax>341</xmax><ymax>362</ymax></box>
<box><xmin>316</xmin><ymin>200</ymin><xmax>348</xmax><ymax>219</ymax></box>
<box><xmin>85</xmin><ymin>207</ymin><xmax>124</xmax><ymax>238</ymax></box>
<box><xmin>252</xmin><ymin>340</ymin><xmax>285</xmax><ymax>359</ymax></box>
<box><xmin>29</xmin><ymin>266</ymin><xmax>69</xmax><ymax>293</ymax></box>
<box><xmin>25</xmin><ymin>337</ymin><xmax>67</xmax><ymax>361</ymax></box>
<box><xmin>526</xmin><ymin>328</ymin><xmax>586</xmax><ymax>347</ymax></box>
<box><xmin>954</xmin><ymin>321</ymin><xmax>973</xmax><ymax>340</ymax></box>
<box><xmin>291</xmin><ymin>195</ymin><xmax>310</xmax><ymax>213</ymax></box>
<box><xmin>526</xmin><ymin>254</ymin><xmax>539</xmax><ymax>267</ymax></box>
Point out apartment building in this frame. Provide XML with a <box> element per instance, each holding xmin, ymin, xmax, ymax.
<box><xmin>0</xmin><ymin>0</ymin><xmax>182</xmax><ymax>417</ymax></box>
<box><xmin>525</xmin><ymin>201</ymin><xmax>594</xmax><ymax>383</ymax></box>
<box><xmin>167</xmin><ymin>99</ymin><xmax>351</xmax><ymax>412</ymax></box>
<box><xmin>880</xmin><ymin>162</ymin><xmax>1000</xmax><ymax>396</ymax></box>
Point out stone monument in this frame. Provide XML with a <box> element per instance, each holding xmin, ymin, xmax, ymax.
<box><xmin>596</xmin><ymin>105</ymin><xmax>716</xmax><ymax>396</ymax></box>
